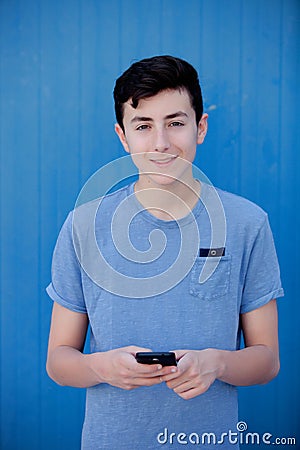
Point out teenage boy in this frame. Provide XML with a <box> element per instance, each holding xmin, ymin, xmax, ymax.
<box><xmin>46</xmin><ymin>55</ymin><xmax>284</xmax><ymax>449</ymax></box>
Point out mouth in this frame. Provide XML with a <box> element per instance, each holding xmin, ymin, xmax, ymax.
<box><xmin>149</xmin><ymin>155</ymin><xmax>178</xmax><ymax>166</ymax></box>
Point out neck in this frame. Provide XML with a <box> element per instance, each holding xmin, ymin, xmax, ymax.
<box><xmin>134</xmin><ymin>176</ymin><xmax>201</xmax><ymax>221</ymax></box>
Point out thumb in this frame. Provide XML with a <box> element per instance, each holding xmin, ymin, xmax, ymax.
<box><xmin>170</xmin><ymin>349</ymin><xmax>189</xmax><ymax>361</ymax></box>
<box><xmin>124</xmin><ymin>346</ymin><xmax>153</xmax><ymax>356</ymax></box>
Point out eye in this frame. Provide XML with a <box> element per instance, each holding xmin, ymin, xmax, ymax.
<box><xmin>136</xmin><ymin>124</ymin><xmax>150</xmax><ymax>131</ymax></box>
<box><xmin>169</xmin><ymin>121</ymin><xmax>184</xmax><ymax>127</ymax></box>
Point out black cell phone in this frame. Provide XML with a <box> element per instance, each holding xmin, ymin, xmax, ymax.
<box><xmin>135</xmin><ymin>352</ymin><xmax>177</xmax><ymax>366</ymax></box>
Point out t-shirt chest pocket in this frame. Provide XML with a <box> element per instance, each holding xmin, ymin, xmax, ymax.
<box><xmin>189</xmin><ymin>255</ymin><xmax>231</xmax><ymax>300</ymax></box>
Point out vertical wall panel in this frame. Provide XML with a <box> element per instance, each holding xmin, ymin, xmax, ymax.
<box><xmin>1</xmin><ymin>0</ymin><xmax>299</xmax><ymax>448</ymax></box>
<box><xmin>277</xmin><ymin>0</ymin><xmax>300</xmax><ymax>437</ymax></box>
<box><xmin>0</xmin><ymin>0</ymin><xmax>42</xmax><ymax>448</ymax></box>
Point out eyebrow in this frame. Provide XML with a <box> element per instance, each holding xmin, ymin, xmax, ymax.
<box><xmin>130</xmin><ymin>111</ymin><xmax>188</xmax><ymax>124</ymax></box>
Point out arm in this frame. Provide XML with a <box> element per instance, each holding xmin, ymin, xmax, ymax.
<box><xmin>218</xmin><ymin>298</ymin><xmax>279</xmax><ymax>385</ymax></box>
<box><xmin>161</xmin><ymin>299</ymin><xmax>279</xmax><ymax>399</ymax></box>
<box><xmin>46</xmin><ymin>302</ymin><xmax>177</xmax><ymax>389</ymax></box>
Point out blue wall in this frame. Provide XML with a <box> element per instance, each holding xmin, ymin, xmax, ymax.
<box><xmin>0</xmin><ymin>0</ymin><xmax>299</xmax><ymax>448</ymax></box>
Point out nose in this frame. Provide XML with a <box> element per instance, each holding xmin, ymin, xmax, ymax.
<box><xmin>154</xmin><ymin>128</ymin><xmax>170</xmax><ymax>152</ymax></box>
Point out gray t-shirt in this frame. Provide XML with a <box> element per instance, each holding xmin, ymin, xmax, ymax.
<box><xmin>47</xmin><ymin>182</ymin><xmax>284</xmax><ymax>449</ymax></box>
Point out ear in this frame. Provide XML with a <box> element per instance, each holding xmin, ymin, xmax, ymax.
<box><xmin>115</xmin><ymin>123</ymin><xmax>130</xmax><ymax>153</ymax></box>
<box><xmin>197</xmin><ymin>113</ymin><xmax>208</xmax><ymax>145</ymax></box>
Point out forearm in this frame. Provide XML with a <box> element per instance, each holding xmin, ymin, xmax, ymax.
<box><xmin>46</xmin><ymin>346</ymin><xmax>102</xmax><ymax>388</ymax></box>
<box><xmin>217</xmin><ymin>344</ymin><xmax>280</xmax><ymax>386</ymax></box>
<box><xmin>47</xmin><ymin>344</ymin><xmax>175</xmax><ymax>391</ymax></box>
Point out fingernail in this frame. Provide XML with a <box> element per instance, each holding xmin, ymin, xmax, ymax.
<box><xmin>157</xmin><ymin>365</ymin><xmax>162</xmax><ymax>370</ymax></box>
<box><xmin>171</xmin><ymin>368</ymin><xmax>177</xmax><ymax>373</ymax></box>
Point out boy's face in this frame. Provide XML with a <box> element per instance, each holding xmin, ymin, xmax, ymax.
<box><xmin>115</xmin><ymin>89</ymin><xmax>208</xmax><ymax>188</ymax></box>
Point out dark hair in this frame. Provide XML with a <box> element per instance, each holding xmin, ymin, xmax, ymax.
<box><xmin>113</xmin><ymin>55</ymin><xmax>203</xmax><ymax>132</ymax></box>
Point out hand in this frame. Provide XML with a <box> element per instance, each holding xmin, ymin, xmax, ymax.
<box><xmin>88</xmin><ymin>346</ymin><xmax>178</xmax><ymax>390</ymax></box>
<box><xmin>161</xmin><ymin>349</ymin><xmax>223</xmax><ymax>400</ymax></box>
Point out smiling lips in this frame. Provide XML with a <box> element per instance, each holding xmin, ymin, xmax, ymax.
<box><xmin>149</xmin><ymin>155</ymin><xmax>178</xmax><ymax>166</ymax></box>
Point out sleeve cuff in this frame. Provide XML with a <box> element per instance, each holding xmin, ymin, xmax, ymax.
<box><xmin>240</xmin><ymin>287</ymin><xmax>284</xmax><ymax>314</ymax></box>
<box><xmin>46</xmin><ymin>283</ymin><xmax>87</xmax><ymax>314</ymax></box>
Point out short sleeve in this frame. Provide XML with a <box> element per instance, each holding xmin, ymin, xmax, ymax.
<box><xmin>46</xmin><ymin>212</ymin><xmax>87</xmax><ymax>313</ymax></box>
<box><xmin>240</xmin><ymin>215</ymin><xmax>284</xmax><ymax>314</ymax></box>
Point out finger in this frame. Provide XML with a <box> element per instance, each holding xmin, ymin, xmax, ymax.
<box><xmin>176</xmin><ymin>385</ymin><xmax>209</xmax><ymax>400</ymax></box>
<box><xmin>122</xmin><ymin>353</ymin><xmax>161</xmax><ymax>374</ymax></box>
<box><xmin>135</xmin><ymin>363</ymin><xmax>177</xmax><ymax>378</ymax></box>
<box><xmin>166</xmin><ymin>376</ymin><xmax>188</xmax><ymax>390</ymax></box>
<box><xmin>165</xmin><ymin>369</ymin><xmax>194</xmax><ymax>389</ymax></box>
<box><xmin>173</xmin><ymin>379</ymin><xmax>195</xmax><ymax>394</ymax></box>
<box><xmin>174</xmin><ymin>379</ymin><xmax>211</xmax><ymax>396</ymax></box>
<box><xmin>130</xmin><ymin>375</ymin><xmax>164</xmax><ymax>387</ymax></box>
<box><xmin>160</xmin><ymin>369</ymin><xmax>181</xmax><ymax>383</ymax></box>
<box><xmin>134</xmin><ymin>362</ymin><xmax>163</xmax><ymax>374</ymax></box>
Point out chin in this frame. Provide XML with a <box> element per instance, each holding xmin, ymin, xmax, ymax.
<box><xmin>145</xmin><ymin>173</ymin><xmax>180</xmax><ymax>187</ymax></box>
